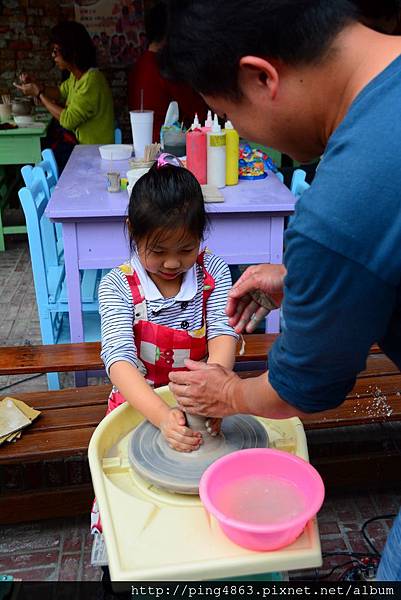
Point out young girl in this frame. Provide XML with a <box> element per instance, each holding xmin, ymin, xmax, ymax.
<box><xmin>91</xmin><ymin>154</ymin><xmax>238</xmax><ymax>533</ymax></box>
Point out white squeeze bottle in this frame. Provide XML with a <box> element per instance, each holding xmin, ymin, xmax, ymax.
<box><xmin>207</xmin><ymin>114</ymin><xmax>226</xmax><ymax>188</ymax></box>
<box><xmin>202</xmin><ymin>109</ymin><xmax>213</xmax><ymax>133</ymax></box>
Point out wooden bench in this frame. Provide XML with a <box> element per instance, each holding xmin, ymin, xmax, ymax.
<box><xmin>0</xmin><ymin>335</ymin><xmax>400</xmax><ymax>524</ymax></box>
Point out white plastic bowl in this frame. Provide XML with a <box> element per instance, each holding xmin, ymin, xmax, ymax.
<box><xmin>99</xmin><ymin>144</ymin><xmax>133</xmax><ymax>160</ymax></box>
<box><xmin>14</xmin><ymin>115</ymin><xmax>35</xmax><ymax>126</ymax></box>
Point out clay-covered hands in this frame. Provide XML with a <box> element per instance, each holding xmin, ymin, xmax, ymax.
<box><xmin>13</xmin><ymin>73</ymin><xmax>41</xmax><ymax>97</ymax></box>
<box><xmin>13</xmin><ymin>81</ymin><xmax>41</xmax><ymax>98</ymax></box>
<box><xmin>159</xmin><ymin>406</ymin><xmax>203</xmax><ymax>452</ymax></box>
<box><xmin>226</xmin><ymin>264</ymin><xmax>286</xmax><ymax>333</ymax></box>
<box><xmin>169</xmin><ymin>360</ymin><xmax>240</xmax><ymax>418</ymax></box>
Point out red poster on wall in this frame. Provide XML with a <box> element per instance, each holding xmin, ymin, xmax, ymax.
<box><xmin>74</xmin><ymin>0</ymin><xmax>146</xmax><ymax>67</ymax></box>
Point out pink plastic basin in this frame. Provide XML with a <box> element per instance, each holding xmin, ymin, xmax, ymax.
<box><xmin>199</xmin><ymin>448</ymin><xmax>325</xmax><ymax>551</ymax></box>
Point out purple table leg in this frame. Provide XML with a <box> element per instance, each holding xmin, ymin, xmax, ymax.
<box><xmin>266</xmin><ymin>216</ymin><xmax>284</xmax><ymax>334</ymax></box>
<box><xmin>62</xmin><ymin>222</ymin><xmax>87</xmax><ymax>386</ymax></box>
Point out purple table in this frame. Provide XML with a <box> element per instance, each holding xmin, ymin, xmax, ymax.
<box><xmin>46</xmin><ymin>145</ymin><xmax>295</xmax><ymax>343</ymax></box>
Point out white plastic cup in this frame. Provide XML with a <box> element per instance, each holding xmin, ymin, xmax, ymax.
<box><xmin>129</xmin><ymin>110</ymin><xmax>154</xmax><ymax>160</ymax></box>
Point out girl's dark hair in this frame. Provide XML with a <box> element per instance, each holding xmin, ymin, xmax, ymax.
<box><xmin>127</xmin><ymin>164</ymin><xmax>207</xmax><ymax>251</ymax></box>
<box><xmin>51</xmin><ymin>21</ymin><xmax>97</xmax><ymax>72</ymax></box>
<box><xmin>161</xmin><ymin>0</ymin><xmax>358</xmax><ymax>99</ymax></box>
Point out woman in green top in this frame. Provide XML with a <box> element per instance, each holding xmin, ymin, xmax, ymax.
<box><xmin>14</xmin><ymin>21</ymin><xmax>114</xmax><ymax>170</ymax></box>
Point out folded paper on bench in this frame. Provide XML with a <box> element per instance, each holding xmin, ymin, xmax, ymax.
<box><xmin>0</xmin><ymin>397</ymin><xmax>41</xmax><ymax>444</ymax></box>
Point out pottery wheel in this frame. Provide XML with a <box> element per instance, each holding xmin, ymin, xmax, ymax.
<box><xmin>128</xmin><ymin>415</ymin><xmax>268</xmax><ymax>494</ymax></box>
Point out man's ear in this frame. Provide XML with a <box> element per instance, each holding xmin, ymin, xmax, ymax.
<box><xmin>238</xmin><ymin>56</ymin><xmax>280</xmax><ymax>100</ymax></box>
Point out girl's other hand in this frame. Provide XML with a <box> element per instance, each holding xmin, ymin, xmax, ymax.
<box><xmin>160</xmin><ymin>407</ymin><xmax>203</xmax><ymax>452</ymax></box>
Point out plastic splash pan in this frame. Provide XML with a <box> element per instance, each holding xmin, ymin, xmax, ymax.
<box><xmin>199</xmin><ymin>448</ymin><xmax>325</xmax><ymax>551</ymax></box>
<box><xmin>88</xmin><ymin>386</ymin><xmax>322</xmax><ymax>581</ymax></box>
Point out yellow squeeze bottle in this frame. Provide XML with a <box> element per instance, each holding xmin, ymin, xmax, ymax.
<box><xmin>224</xmin><ymin>120</ymin><xmax>239</xmax><ymax>185</ymax></box>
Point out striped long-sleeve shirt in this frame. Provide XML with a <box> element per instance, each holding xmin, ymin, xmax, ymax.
<box><xmin>99</xmin><ymin>252</ymin><xmax>239</xmax><ymax>374</ymax></box>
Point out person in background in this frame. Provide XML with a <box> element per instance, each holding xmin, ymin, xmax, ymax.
<box><xmin>14</xmin><ymin>21</ymin><xmax>114</xmax><ymax>172</ymax></box>
<box><xmin>128</xmin><ymin>1</ymin><xmax>207</xmax><ymax>141</ymax></box>
<box><xmin>161</xmin><ymin>0</ymin><xmax>401</xmax><ymax>580</ymax></box>
<box><xmin>91</xmin><ymin>154</ymin><xmax>238</xmax><ymax>533</ymax></box>
<box><xmin>352</xmin><ymin>0</ymin><xmax>401</xmax><ymax>33</ymax></box>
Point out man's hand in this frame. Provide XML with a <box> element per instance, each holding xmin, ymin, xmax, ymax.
<box><xmin>159</xmin><ymin>407</ymin><xmax>203</xmax><ymax>452</ymax></box>
<box><xmin>169</xmin><ymin>360</ymin><xmax>241</xmax><ymax>417</ymax></box>
<box><xmin>226</xmin><ymin>264</ymin><xmax>286</xmax><ymax>333</ymax></box>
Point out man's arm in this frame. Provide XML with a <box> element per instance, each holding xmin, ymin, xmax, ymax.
<box><xmin>169</xmin><ymin>361</ymin><xmax>308</xmax><ymax>419</ymax></box>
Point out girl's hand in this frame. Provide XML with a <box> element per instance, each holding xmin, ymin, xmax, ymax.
<box><xmin>159</xmin><ymin>407</ymin><xmax>203</xmax><ymax>452</ymax></box>
<box><xmin>205</xmin><ymin>417</ymin><xmax>222</xmax><ymax>437</ymax></box>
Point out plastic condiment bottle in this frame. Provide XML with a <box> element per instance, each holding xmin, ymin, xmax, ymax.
<box><xmin>186</xmin><ymin>113</ymin><xmax>207</xmax><ymax>184</ymax></box>
<box><xmin>207</xmin><ymin>114</ymin><xmax>226</xmax><ymax>188</ymax></box>
<box><xmin>224</xmin><ymin>119</ymin><xmax>239</xmax><ymax>185</ymax></box>
<box><xmin>191</xmin><ymin>113</ymin><xmax>201</xmax><ymax>130</ymax></box>
<box><xmin>202</xmin><ymin>109</ymin><xmax>213</xmax><ymax>133</ymax></box>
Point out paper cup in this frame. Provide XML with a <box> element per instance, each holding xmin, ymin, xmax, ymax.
<box><xmin>128</xmin><ymin>159</ymin><xmax>155</xmax><ymax>170</ymax></box>
<box><xmin>130</xmin><ymin>110</ymin><xmax>154</xmax><ymax>160</ymax></box>
<box><xmin>126</xmin><ymin>166</ymin><xmax>152</xmax><ymax>187</ymax></box>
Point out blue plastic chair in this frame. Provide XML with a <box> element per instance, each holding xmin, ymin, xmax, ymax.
<box><xmin>41</xmin><ymin>148</ymin><xmax>59</xmax><ymax>183</ymax></box>
<box><xmin>22</xmin><ymin>153</ymin><xmax>58</xmax><ymax>193</ymax></box>
<box><xmin>290</xmin><ymin>169</ymin><xmax>310</xmax><ymax>199</ymax></box>
<box><xmin>18</xmin><ymin>172</ymin><xmax>101</xmax><ymax>390</ymax></box>
<box><xmin>21</xmin><ymin>163</ymin><xmax>64</xmax><ymax>259</ymax></box>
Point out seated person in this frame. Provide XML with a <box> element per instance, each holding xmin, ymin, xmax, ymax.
<box><xmin>91</xmin><ymin>155</ymin><xmax>238</xmax><ymax>533</ymax></box>
<box><xmin>14</xmin><ymin>21</ymin><xmax>114</xmax><ymax>172</ymax></box>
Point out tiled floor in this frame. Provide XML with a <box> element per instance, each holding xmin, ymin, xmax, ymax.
<box><xmin>0</xmin><ymin>235</ymin><xmax>400</xmax><ymax>582</ymax></box>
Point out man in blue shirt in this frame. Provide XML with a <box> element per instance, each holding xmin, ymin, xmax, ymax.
<box><xmin>164</xmin><ymin>0</ymin><xmax>401</xmax><ymax>580</ymax></box>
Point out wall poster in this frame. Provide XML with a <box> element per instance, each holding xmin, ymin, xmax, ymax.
<box><xmin>74</xmin><ymin>0</ymin><xmax>146</xmax><ymax>67</ymax></box>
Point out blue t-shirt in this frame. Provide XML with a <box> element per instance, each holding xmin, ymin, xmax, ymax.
<box><xmin>268</xmin><ymin>53</ymin><xmax>401</xmax><ymax>413</ymax></box>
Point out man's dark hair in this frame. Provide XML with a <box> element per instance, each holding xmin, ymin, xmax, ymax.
<box><xmin>160</xmin><ymin>0</ymin><xmax>357</xmax><ymax>99</ymax></box>
<box><xmin>145</xmin><ymin>1</ymin><xmax>167</xmax><ymax>44</ymax></box>
<box><xmin>352</xmin><ymin>0</ymin><xmax>401</xmax><ymax>20</ymax></box>
<box><xmin>51</xmin><ymin>21</ymin><xmax>96</xmax><ymax>72</ymax></box>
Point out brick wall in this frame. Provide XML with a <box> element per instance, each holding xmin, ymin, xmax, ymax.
<box><xmin>0</xmin><ymin>0</ymin><xmax>153</xmax><ymax>141</ymax></box>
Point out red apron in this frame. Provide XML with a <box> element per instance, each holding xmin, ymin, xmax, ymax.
<box><xmin>107</xmin><ymin>251</ymin><xmax>215</xmax><ymax>411</ymax></box>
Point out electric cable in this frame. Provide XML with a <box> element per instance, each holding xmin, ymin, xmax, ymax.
<box><xmin>296</xmin><ymin>513</ymin><xmax>398</xmax><ymax>581</ymax></box>
<box><xmin>0</xmin><ymin>372</ymin><xmax>44</xmax><ymax>393</ymax></box>
<box><xmin>318</xmin><ymin>560</ymin><xmax>362</xmax><ymax>580</ymax></box>
<box><xmin>361</xmin><ymin>513</ymin><xmax>397</xmax><ymax>556</ymax></box>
